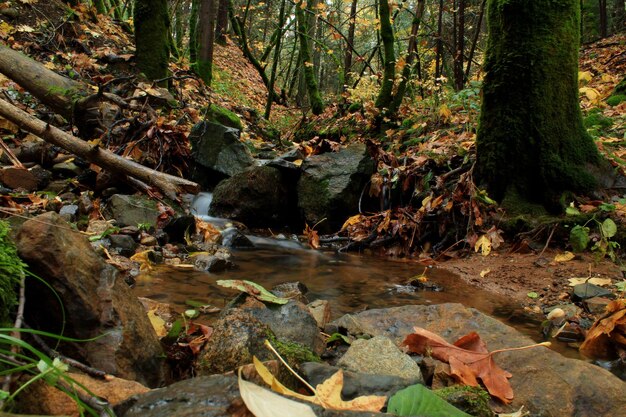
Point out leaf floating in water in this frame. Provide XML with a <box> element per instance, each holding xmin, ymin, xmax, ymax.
<box><xmin>216</xmin><ymin>280</ymin><xmax>289</xmax><ymax>304</ymax></box>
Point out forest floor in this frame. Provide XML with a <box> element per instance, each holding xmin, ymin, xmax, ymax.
<box><xmin>1</xmin><ymin>0</ymin><xmax>625</xmax><ymax>318</ymax></box>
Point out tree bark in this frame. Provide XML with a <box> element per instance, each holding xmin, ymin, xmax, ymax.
<box><xmin>476</xmin><ymin>0</ymin><xmax>604</xmax><ymax>209</ymax></box>
<box><xmin>189</xmin><ymin>0</ymin><xmax>200</xmax><ymax>65</ymax></box>
<box><xmin>374</xmin><ymin>0</ymin><xmax>396</xmax><ymax>111</ymax></box>
<box><xmin>134</xmin><ymin>0</ymin><xmax>170</xmax><ymax>82</ymax></box>
<box><xmin>0</xmin><ymin>98</ymin><xmax>199</xmax><ymax>198</ymax></box>
<box><xmin>435</xmin><ymin>0</ymin><xmax>444</xmax><ymax>80</ymax></box>
<box><xmin>453</xmin><ymin>0</ymin><xmax>465</xmax><ymax>90</ymax></box>
<box><xmin>344</xmin><ymin>0</ymin><xmax>358</xmax><ymax>84</ymax></box>
<box><xmin>197</xmin><ymin>0</ymin><xmax>218</xmax><ymax>85</ymax></box>
<box><xmin>264</xmin><ymin>0</ymin><xmax>287</xmax><ymax>119</ymax></box>
<box><xmin>295</xmin><ymin>0</ymin><xmax>324</xmax><ymax>114</ymax></box>
<box><xmin>215</xmin><ymin>0</ymin><xmax>229</xmax><ymax>44</ymax></box>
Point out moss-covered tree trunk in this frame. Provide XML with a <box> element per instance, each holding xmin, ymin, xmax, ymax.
<box><xmin>374</xmin><ymin>0</ymin><xmax>395</xmax><ymax>111</ymax></box>
<box><xmin>197</xmin><ymin>0</ymin><xmax>218</xmax><ymax>85</ymax></box>
<box><xmin>134</xmin><ymin>0</ymin><xmax>170</xmax><ymax>82</ymax></box>
<box><xmin>189</xmin><ymin>0</ymin><xmax>200</xmax><ymax>65</ymax></box>
<box><xmin>295</xmin><ymin>0</ymin><xmax>324</xmax><ymax>115</ymax></box>
<box><xmin>476</xmin><ymin>0</ymin><xmax>602</xmax><ymax>209</ymax></box>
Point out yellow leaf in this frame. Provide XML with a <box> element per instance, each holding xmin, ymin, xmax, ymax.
<box><xmin>554</xmin><ymin>251</ymin><xmax>575</xmax><ymax>262</ymax></box>
<box><xmin>579</xmin><ymin>87</ymin><xmax>601</xmax><ymax>104</ymax></box>
<box><xmin>601</xmin><ymin>74</ymin><xmax>613</xmax><ymax>83</ymax></box>
<box><xmin>474</xmin><ymin>235</ymin><xmax>491</xmax><ymax>256</ymax></box>
<box><xmin>147</xmin><ymin>309</ymin><xmax>167</xmax><ymax>338</ymax></box>
<box><xmin>578</xmin><ymin>71</ymin><xmax>593</xmax><ymax>85</ymax></box>
<box><xmin>568</xmin><ymin>277</ymin><xmax>612</xmax><ymax>287</ymax></box>
<box><xmin>293</xmin><ymin>159</ymin><xmax>303</xmax><ymax>167</ymax></box>
<box><xmin>341</xmin><ymin>214</ymin><xmax>362</xmax><ymax>231</ymax></box>
<box><xmin>438</xmin><ymin>104</ymin><xmax>452</xmax><ymax>121</ymax></box>
<box><xmin>480</xmin><ymin>269</ymin><xmax>491</xmax><ymax>278</ymax></box>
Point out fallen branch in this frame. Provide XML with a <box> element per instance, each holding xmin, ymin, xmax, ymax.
<box><xmin>0</xmin><ymin>98</ymin><xmax>199</xmax><ymax>198</ymax></box>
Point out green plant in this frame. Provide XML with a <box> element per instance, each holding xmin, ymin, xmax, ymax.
<box><xmin>0</xmin><ymin>221</ymin><xmax>25</xmax><ymax>326</ymax></box>
<box><xmin>567</xmin><ymin>204</ymin><xmax>620</xmax><ymax>261</ymax></box>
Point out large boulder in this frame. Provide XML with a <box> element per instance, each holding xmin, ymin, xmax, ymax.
<box><xmin>298</xmin><ymin>144</ymin><xmax>374</xmax><ymax>232</ymax></box>
<box><xmin>105</xmin><ymin>194</ymin><xmax>160</xmax><ymax>228</ymax></box>
<box><xmin>16</xmin><ymin>212</ymin><xmax>165</xmax><ymax>387</ymax></box>
<box><xmin>331</xmin><ymin>303</ymin><xmax>626</xmax><ymax>416</ymax></box>
<box><xmin>209</xmin><ymin>166</ymin><xmax>295</xmax><ymax>227</ymax></box>
<box><xmin>188</xmin><ymin>121</ymin><xmax>254</xmax><ymax>186</ymax></box>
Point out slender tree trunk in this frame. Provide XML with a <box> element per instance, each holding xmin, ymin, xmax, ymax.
<box><xmin>390</xmin><ymin>0</ymin><xmax>425</xmax><ymax>114</ymax></box>
<box><xmin>215</xmin><ymin>0</ymin><xmax>229</xmax><ymax>44</ymax></box>
<box><xmin>374</xmin><ymin>0</ymin><xmax>395</xmax><ymax>111</ymax></box>
<box><xmin>476</xmin><ymin>0</ymin><xmax>604</xmax><ymax>208</ymax></box>
<box><xmin>134</xmin><ymin>0</ymin><xmax>170</xmax><ymax>82</ymax></box>
<box><xmin>454</xmin><ymin>0</ymin><xmax>466</xmax><ymax>90</ymax></box>
<box><xmin>189</xmin><ymin>0</ymin><xmax>200</xmax><ymax>65</ymax></box>
<box><xmin>435</xmin><ymin>0</ymin><xmax>444</xmax><ymax>80</ymax></box>
<box><xmin>295</xmin><ymin>0</ymin><xmax>324</xmax><ymax>114</ymax></box>
<box><xmin>599</xmin><ymin>0</ymin><xmax>608</xmax><ymax>38</ymax></box>
<box><xmin>344</xmin><ymin>0</ymin><xmax>358</xmax><ymax>84</ymax></box>
<box><xmin>174</xmin><ymin>1</ymin><xmax>185</xmax><ymax>51</ymax></box>
<box><xmin>465</xmin><ymin>0</ymin><xmax>486</xmax><ymax>80</ymax></box>
<box><xmin>197</xmin><ymin>0</ymin><xmax>218</xmax><ymax>84</ymax></box>
<box><xmin>264</xmin><ymin>0</ymin><xmax>286</xmax><ymax>119</ymax></box>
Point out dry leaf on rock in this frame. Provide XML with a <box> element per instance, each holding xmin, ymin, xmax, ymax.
<box><xmin>253</xmin><ymin>357</ymin><xmax>386</xmax><ymax>412</ymax></box>
<box><xmin>568</xmin><ymin>277</ymin><xmax>612</xmax><ymax>287</ymax></box>
<box><xmin>554</xmin><ymin>251</ymin><xmax>575</xmax><ymax>262</ymax></box>
<box><xmin>580</xmin><ymin>299</ymin><xmax>626</xmax><ymax>360</ymax></box>
<box><xmin>402</xmin><ymin>327</ymin><xmax>514</xmax><ymax>403</ymax></box>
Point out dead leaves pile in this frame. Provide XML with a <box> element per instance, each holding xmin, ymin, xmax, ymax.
<box><xmin>580</xmin><ymin>299</ymin><xmax>626</xmax><ymax>360</ymax></box>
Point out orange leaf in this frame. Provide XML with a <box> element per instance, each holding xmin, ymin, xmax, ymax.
<box><xmin>580</xmin><ymin>299</ymin><xmax>626</xmax><ymax>360</ymax></box>
<box><xmin>402</xmin><ymin>327</ymin><xmax>514</xmax><ymax>403</ymax></box>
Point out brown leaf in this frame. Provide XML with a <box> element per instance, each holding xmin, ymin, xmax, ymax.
<box><xmin>580</xmin><ymin>299</ymin><xmax>626</xmax><ymax>360</ymax></box>
<box><xmin>402</xmin><ymin>327</ymin><xmax>514</xmax><ymax>403</ymax></box>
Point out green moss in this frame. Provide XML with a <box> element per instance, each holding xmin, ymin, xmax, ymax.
<box><xmin>266</xmin><ymin>332</ymin><xmax>320</xmax><ymax>365</ymax></box>
<box><xmin>134</xmin><ymin>0</ymin><xmax>170</xmax><ymax>82</ymax></box>
<box><xmin>613</xmin><ymin>77</ymin><xmax>626</xmax><ymax>96</ymax></box>
<box><xmin>348</xmin><ymin>102</ymin><xmax>363</xmax><ymax>113</ymax></box>
<box><xmin>435</xmin><ymin>385</ymin><xmax>494</xmax><ymax>417</ymax></box>
<box><xmin>606</xmin><ymin>95</ymin><xmax>626</xmax><ymax>106</ymax></box>
<box><xmin>0</xmin><ymin>221</ymin><xmax>26</xmax><ymax>326</ymax></box>
<box><xmin>476</xmin><ymin>0</ymin><xmax>602</xmax><ymax>208</ymax></box>
<box><xmin>206</xmin><ymin>104</ymin><xmax>242</xmax><ymax>130</ymax></box>
<box><xmin>584</xmin><ymin>112</ymin><xmax>613</xmax><ymax>129</ymax></box>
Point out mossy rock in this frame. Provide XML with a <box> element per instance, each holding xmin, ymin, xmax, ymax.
<box><xmin>267</xmin><ymin>333</ymin><xmax>320</xmax><ymax>365</ymax></box>
<box><xmin>0</xmin><ymin>220</ymin><xmax>26</xmax><ymax>326</ymax></box>
<box><xmin>435</xmin><ymin>385</ymin><xmax>494</xmax><ymax>417</ymax></box>
<box><xmin>348</xmin><ymin>102</ymin><xmax>363</xmax><ymax>113</ymax></box>
<box><xmin>606</xmin><ymin>94</ymin><xmax>626</xmax><ymax>106</ymax></box>
<box><xmin>613</xmin><ymin>77</ymin><xmax>626</xmax><ymax>96</ymax></box>
<box><xmin>206</xmin><ymin>104</ymin><xmax>242</xmax><ymax>131</ymax></box>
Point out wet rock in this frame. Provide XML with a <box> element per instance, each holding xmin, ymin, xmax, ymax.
<box><xmin>434</xmin><ymin>385</ymin><xmax>494</xmax><ymax>417</ymax></box>
<box><xmin>228</xmin><ymin>295</ymin><xmax>324</xmax><ymax>354</ymax></box>
<box><xmin>140</xmin><ymin>234</ymin><xmax>158</xmax><ymax>246</ymax></box>
<box><xmin>209</xmin><ymin>166</ymin><xmax>293</xmax><ymax>227</ymax></box>
<box><xmin>298</xmin><ymin>144</ymin><xmax>375</xmax><ymax>232</ymax></box>
<box><xmin>189</xmin><ymin>121</ymin><xmax>254</xmax><ymax>179</ymax></box>
<box><xmin>59</xmin><ymin>204</ymin><xmax>79</xmax><ymax>222</ymax></box>
<box><xmin>116</xmin><ymin>374</ymin><xmax>387</xmax><ymax>417</ymax></box>
<box><xmin>308</xmin><ymin>299</ymin><xmax>332</xmax><ymax>329</ymax></box>
<box><xmin>78</xmin><ymin>192</ymin><xmax>94</xmax><ymax>215</ymax></box>
<box><xmin>337</xmin><ymin>336</ymin><xmax>423</xmax><ymax>383</ymax></box>
<box><xmin>163</xmin><ymin>215</ymin><xmax>196</xmax><ymax>243</ymax></box>
<box><xmin>0</xmin><ymin>166</ymin><xmax>39</xmax><ymax>191</ymax></box>
<box><xmin>109</xmin><ymin>233</ymin><xmax>138</xmax><ymax>257</ymax></box>
<box><xmin>105</xmin><ymin>194</ymin><xmax>160</xmax><ymax>228</ymax></box>
<box><xmin>301</xmin><ymin>361</ymin><xmax>415</xmax><ymax>400</ymax></box>
<box><xmin>221</xmin><ymin>227</ymin><xmax>254</xmax><ymax>248</ymax></box>
<box><xmin>18</xmin><ymin>373</ymin><xmax>149</xmax><ymax>416</ymax></box>
<box><xmin>272</xmin><ymin>281</ymin><xmax>309</xmax><ymax>303</ymax></box>
<box><xmin>196</xmin><ymin>310</ymin><xmax>275</xmax><ymax>375</ymax></box>
<box><xmin>572</xmin><ymin>282</ymin><xmax>613</xmax><ymax>301</ymax></box>
<box><xmin>331</xmin><ymin>303</ymin><xmax>626</xmax><ymax>416</ymax></box>
<box><xmin>16</xmin><ymin>212</ymin><xmax>165</xmax><ymax>387</ymax></box>
<box><xmin>52</xmin><ymin>160</ymin><xmax>83</xmax><ymax>177</ymax></box>
<box><xmin>584</xmin><ymin>296</ymin><xmax>612</xmax><ymax>315</ymax></box>
<box><xmin>193</xmin><ymin>253</ymin><xmax>234</xmax><ymax>272</ymax></box>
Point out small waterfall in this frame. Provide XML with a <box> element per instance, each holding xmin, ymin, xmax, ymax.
<box><xmin>191</xmin><ymin>192</ymin><xmax>213</xmax><ymax>216</ymax></box>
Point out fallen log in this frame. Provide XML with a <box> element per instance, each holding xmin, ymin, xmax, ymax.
<box><xmin>0</xmin><ymin>98</ymin><xmax>199</xmax><ymax>198</ymax></box>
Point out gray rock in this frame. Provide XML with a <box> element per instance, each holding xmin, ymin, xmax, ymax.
<box><xmin>59</xmin><ymin>204</ymin><xmax>79</xmax><ymax>222</ymax></box>
<box><xmin>301</xmin><ymin>362</ymin><xmax>416</xmax><ymax>400</ymax></box>
<box><xmin>16</xmin><ymin>212</ymin><xmax>165</xmax><ymax>387</ymax></box>
<box><xmin>308</xmin><ymin>299</ymin><xmax>332</xmax><ymax>329</ymax></box>
<box><xmin>271</xmin><ymin>281</ymin><xmax>309</xmax><ymax>303</ymax></box>
<box><xmin>52</xmin><ymin>161</ymin><xmax>82</xmax><ymax>177</ymax></box>
<box><xmin>109</xmin><ymin>234</ymin><xmax>138</xmax><ymax>257</ymax></box>
<box><xmin>116</xmin><ymin>374</ymin><xmax>387</xmax><ymax>417</ymax></box>
<box><xmin>193</xmin><ymin>253</ymin><xmax>234</xmax><ymax>273</ymax></box>
<box><xmin>298</xmin><ymin>144</ymin><xmax>374</xmax><ymax>232</ymax></box>
<box><xmin>196</xmin><ymin>310</ymin><xmax>275</xmax><ymax>375</ymax></box>
<box><xmin>227</xmin><ymin>296</ymin><xmax>324</xmax><ymax>354</ymax></box>
<box><xmin>189</xmin><ymin>121</ymin><xmax>254</xmax><ymax>178</ymax></box>
<box><xmin>209</xmin><ymin>166</ymin><xmax>293</xmax><ymax>227</ymax></box>
<box><xmin>337</xmin><ymin>336</ymin><xmax>423</xmax><ymax>382</ymax></box>
<box><xmin>105</xmin><ymin>194</ymin><xmax>160</xmax><ymax>228</ymax></box>
<box><xmin>331</xmin><ymin>304</ymin><xmax>626</xmax><ymax>416</ymax></box>
<box><xmin>221</xmin><ymin>227</ymin><xmax>254</xmax><ymax>248</ymax></box>
<box><xmin>572</xmin><ymin>283</ymin><xmax>613</xmax><ymax>300</ymax></box>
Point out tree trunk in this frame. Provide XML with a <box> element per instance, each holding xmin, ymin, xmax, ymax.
<box><xmin>476</xmin><ymin>0</ymin><xmax>604</xmax><ymax>209</ymax></box>
<box><xmin>295</xmin><ymin>0</ymin><xmax>324</xmax><ymax>115</ymax></box>
<box><xmin>197</xmin><ymin>0</ymin><xmax>218</xmax><ymax>85</ymax></box>
<box><xmin>435</xmin><ymin>0</ymin><xmax>444</xmax><ymax>81</ymax></box>
<box><xmin>0</xmin><ymin>98</ymin><xmax>199</xmax><ymax>198</ymax></box>
<box><xmin>189</xmin><ymin>0</ymin><xmax>200</xmax><ymax>65</ymax></box>
<box><xmin>344</xmin><ymin>0</ymin><xmax>358</xmax><ymax>84</ymax></box>
<box><xmin>264</xmin><ymin>0</ymin><xmax>286</xmax><ymax>120</ymax></box>
<box><xmin>134</xmin><ymin>0</ymin><xmax>170</xmax><ymax>82</ymax></box>
<box><xmin>374</xmin><ymin>0</ymin><xmax>395</xmax><ymax>111</ymax></box>
<box><xmin>215</xmin><ymin>0</ymin><xmax>229</xmax><ymax>44</ymax></box>
<box><xmin>465</xmin><ymin>0</ymin><xmax>486</xmax><ymax>80</ymax></box>
<box><xmin>453</xmin><ymin>0</ymin><xmax>465</xmax><ymax>90</ymax></box>
<box><xmin>174</xmin><ymin>1</ymin><xmax>185</xmax><ymax>51</ymax></box>
<box><xmin>598</xmin><ymin>0</ymin><xmax>608</xmax><ymax>38</ymax></box>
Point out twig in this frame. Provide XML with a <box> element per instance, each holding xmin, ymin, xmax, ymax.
<box><xmin>538</xmin><ymin>224</ymin><xmax>557</xmax><ymax>257</ymax></box>
<box><xmin>0</xmin><ymin>139</ymin><xmax>24</xmax><ymax>168</ymax></box>
<box><xmin>0</xmin><ymin>274</ymin><xmax>26</xmax><ymax>409</ymax></box>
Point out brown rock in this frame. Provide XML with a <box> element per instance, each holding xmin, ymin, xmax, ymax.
<box><xmin>16</xmin><ymin>212</ymin><xmax>165</xmax><ymax>387</ymax></box>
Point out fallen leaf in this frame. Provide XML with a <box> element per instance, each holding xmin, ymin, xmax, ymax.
<box><xmin>387</xmin><ymin>383</ymin><xmax>471</xmax><ymax>417</ymax></box>
<box><xmin>147</xmin><ymin>309</ymin><xmax>167</xmax><ymax>338</ymax></box>
<box><xmin>253</xmin><ymin>357</ymin><xmax>386</xmax><ymax>412</ymax></box>
<box><xmin>580</xmin><ymin>299</ymin><xmax>626</xmax><ymax>360</ymax></box>
<box><xmin>480</xmin><ymin>269</ymin><xmax>491</xmax><ymax>278</ymax></box>
<box><xmin>568</xmin><ymin>277</ymin><xmax>612</xmax><ymax>287</ymax></box>
<box><xmin>554</xmin><ymin>251</ymin><xmax>575</xmax><ymax>262</ymax></box>
<box><xmin>402</xmin><ymin>328</ymin><xmax>514</xmax><ymax>403</ymax></box>
<box><xmin>474</xmin><ymin>235</ymin><xmax>491</xmax><ymax>256</ymax></box>
<box><xmin>216</xmin><ymin>280</ymin><xmax>289</xmax><ymax>304</ymax></box>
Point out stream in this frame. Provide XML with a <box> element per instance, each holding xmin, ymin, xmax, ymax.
<box><xmin>133</xmin><ymin>193</ymin><xmax>588</xmax><ymax>358</ymax></box>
